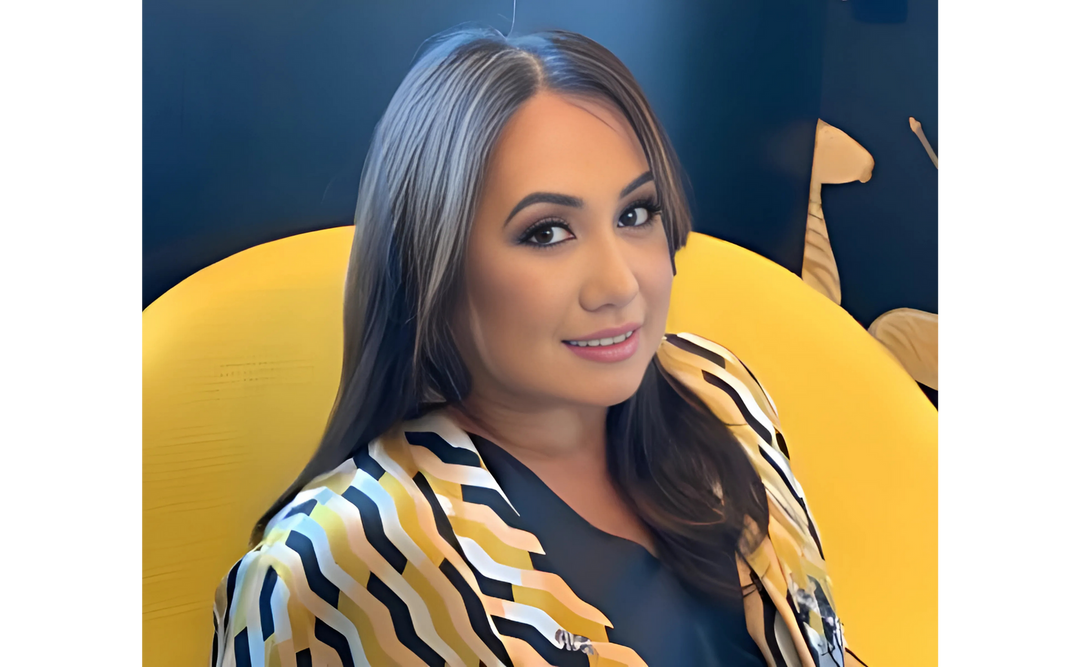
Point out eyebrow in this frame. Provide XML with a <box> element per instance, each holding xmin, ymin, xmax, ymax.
<box><xmin>503</xmin><ymin>170</ymin><xmax>654</xmax><ymax>227</ymax></box>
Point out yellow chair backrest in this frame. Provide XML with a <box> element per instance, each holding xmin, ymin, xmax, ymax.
<box><xmin>144</xmin><ymin>228</ymin><xmax>936</xmax><ymax>667</ymax></box>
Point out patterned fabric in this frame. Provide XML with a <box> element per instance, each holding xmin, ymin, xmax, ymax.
<box><xmin>210</xmin><ymin>332</ymin><xmax>862</xmax><ymax>667</ymax></box>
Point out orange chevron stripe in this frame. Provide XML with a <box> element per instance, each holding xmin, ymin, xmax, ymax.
<box><xmin>441</xmin><ymin>495</ymin><xmax>544</xmax><ymax>553</ymax></box>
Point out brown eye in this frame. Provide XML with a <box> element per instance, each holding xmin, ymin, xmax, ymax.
<box><xmin>523</xmin><ymin>222</ymin><xmax>573</xmax><ymax>247</ymax></box>
<box><xmin>619</xmin><ymin>206</ymin><xmax>651</xmax><ymax>227</ymax></box>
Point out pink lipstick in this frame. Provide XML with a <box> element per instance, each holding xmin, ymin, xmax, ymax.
<box><xmin>562</xmin><ymin>324</ymin><xmax>642</xmax><ymax>363</ymax></box>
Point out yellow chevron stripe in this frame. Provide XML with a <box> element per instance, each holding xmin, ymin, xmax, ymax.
<box><xmin>518</xmin><ymin>569</ymin><xmax>612</xmax><ymax>627</ymax></box>
<box><xmin>266</xmin><ymin>542</ymin><xmax>424</xmax><ymax>667</ymax></box>
<box><xmin>255</xmin><ymin>553</ymin><xmax>312</xmax><ymax>656</ymax></box>
<box><xmin>264</xmin><ymin>636</ymin><xmax>279</xmax><ymax>667</ymax></box>
<box><xmin>754</xmin><ymin>539</ymin><xmax>817</xmax><ymax>667</ymax></box>
<box><xmin>660</xmin><ymin>337</ymin><xmax>781</xmax><ymax>433</ymax></box>
<box><xmin>319</xmin><ymin>491</ymin><xmax>483</xmax><ymax>667</ymax></box>
<box><xmin>308</xmin><ymin>460</ymin><xmax>361</xmax><ymax>496</ymax></box>
<box><xmin>589</xmin><ymin>641</ymin><xmax>649</xmax><ymax>667</ymax></box>
<box><xmin>501</xmin><ymin>635</ymin><xmax>556</xmax><ymax>667</ymax></box>
<box><xmin>271</xmin><ymin>637</ymin><xmax>297</xmax><ymax>667</ymax></box>
<box><xmin>511</xmin><ymin>585</ymin><xmax>609</xmax><ymax>642</ymax></box>
<box><xmin>403</xmin><ymin>564</ymin><xmax>483</xmax><ymax>667</ymax></box>
<box><xmin>441</xmin><ymin>495</ymin><xmax>544</xmax><ymax>553</ymax></box>
<box><xmin>425</xmin><ymin>474</ymin><xmax>465</xmax><ymax>501</ymax></box>
<box><xmin>308</xmin><ymin>504</ymin><xmax>373</xmax><ymax>585</ymax></box>
<box><xmin>448</xmin><ymin>514</ymin><xmax>534</xmax><ymax>569</ymax></box>
<box><xmin>395</xmin><ymin>416</ymin><xmax>627</xmax><ymax>656</ymax></box>
<box><xmin>379</xmin><ymin>427</ymin><xmax>421</xmax><ymax>477</ymax></box>
<box><xmin>737</xmin><ymin>557</ymin><xmax>779</xmax><ymax>667</ymax></box>
<box><xmin>336</xmin><ymin>592</ymin><xmax>393</xmax><ymax>667</ymax></box>
<box><xmin>380</xmin><ymin>473</ymin><xmax>447</xmax><ymax>566</ymax></box>
<box><xmin>371</xmin><ymin>437</ymin><xmax>511</xmax><ymax>667</ymax></box>
<box><xmin>229</xmin><ymin>552</ymin><xmax>264</xmax><ymax>633</ymax></box>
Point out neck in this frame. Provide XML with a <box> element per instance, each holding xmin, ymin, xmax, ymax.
<box><xmin>447</xmin><ymin>389</ymin><xmax>609</xmax><ymax>466</ymax></box>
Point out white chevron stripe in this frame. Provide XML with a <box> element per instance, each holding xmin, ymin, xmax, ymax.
<box><xmin>674</xmin><ymin>332</ymin><xmax>781</xmax><ymax>418</ymax></box>
<box><xmin>361</xmin><ymin>445</ymin><xmax>510</xmax><ymax>667</ymax></box>
<box><xmin>757</xmin><ymin>441</ymin><xmax>806</xmax><ymax>502</ymax></box>
<box><xmin>404</xmin><ymin>412</ymin><xmax>481</xmax><ymax>453</ymax></box>
<box><xmin>496</xmin><ymin>600</ymin><xmax>564</xmax><ymax>648</ymax></box>
<box><xmin>451</xmin><ymin>513</ymin><xmax>611</xmax><ymax>628</ymax></box>
<box><xmin>409</xmin><ymin>444</ymin><xmax>517</xmax><ymax>510</ymax></box>
<box><xmin>240</xmin><ymin>555</ymin><xmax>268</xmax><ymax>667</ymax></box>
<box><xmin>226</xmin><ymin>550</ymin><xmax>259</xmax><ymax>640</ymax></box>
<box><xmin>269</xmin><ymin>568</ymin><xmax>292</xmax><ymax>643</ymax></box>
<box><xmin>261</xmin><ymin>542</ymin><xmax>375</xmax><ymax>667</ymax></box>
<box><xmin>694</xmin><ymin>362</ymin><xmax>779</xmax><ymax>451</ymax></box>
<box><xmin>438</xmin><ymin>494</ymin><xmax>545</xmax><ymax>554</ymax></box>
<box><xmin>288</xmin><ymin>513</ymin><xmax>456</xmax><ymax>667</ymax></box>
<box><xmin>458</xmin><ymin>536</ymin><xmax>524</xmax><ymax>585</ymax></box>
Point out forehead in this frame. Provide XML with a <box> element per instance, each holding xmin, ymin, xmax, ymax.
<box><xmin>481</xmin><ymin>91</ymin><xmax>649</xmax><ymax>199</ymax></box>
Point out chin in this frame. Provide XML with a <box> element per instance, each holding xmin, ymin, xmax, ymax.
<box><xmin>565</xmin><ymin>363</ymin><xmax>650</xmax><ymax>408</ymax></box>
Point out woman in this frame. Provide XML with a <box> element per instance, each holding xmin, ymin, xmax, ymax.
<box><xmin>211</xmin><ymin>24</ymin><xmax>856</xmax><ymax>667</ymax></box>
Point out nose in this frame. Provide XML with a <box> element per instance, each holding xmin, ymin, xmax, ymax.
<box><xmin>579</xmin><ymin>230</ymin><xmax>640</xmax><ymax>313</ymax></box>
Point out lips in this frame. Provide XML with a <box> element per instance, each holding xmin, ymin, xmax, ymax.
<box><xmin>562</xmin><ymin>326</ymin><xmax>641</xmax><ymax>363</ymax></box>
<box><xmin>563</xmin><ymin>322</ymin><xmax>642</xmax><ymax>344</ymax></box>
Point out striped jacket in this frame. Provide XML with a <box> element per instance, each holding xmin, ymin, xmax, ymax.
<box><xmin>211</xmin><ymin>332</ymin><xmax>858</xmax><ymax>667</ymax></box>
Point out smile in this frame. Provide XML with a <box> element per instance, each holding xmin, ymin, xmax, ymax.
<box><xmin>566</xmin><ymin>330</ymin><xmax>634</xmax><ymax>347</ymax></box>
<box><xmin>562</xmin><ymin>327</ymin><xmax>641</xmax><ymax>363</ymax></box>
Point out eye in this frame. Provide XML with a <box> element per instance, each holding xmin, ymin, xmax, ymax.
<box><xmin>619</xmin><ymin>207</ymin><xmax>651</xmax><ymax>227</ymax></box>
<box><xmin>618</xmin><ymin>197</ymin><xmax>661</xmax><ymax>228</ymax></box>
<box><xmin>522</xmin><ymin>221</ymin><xmax>574</xmax><ymax>247</ymax></box>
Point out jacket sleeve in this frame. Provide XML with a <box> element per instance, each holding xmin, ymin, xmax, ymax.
<box><xmin>658</xmin><ymin>332</ymin><xmax>864</xmax><ymax>666</ymax></box>
<box><xmin>211</xmin><ymin>546</ymin><xmax>314</xmax><ymax>667</ymax></box>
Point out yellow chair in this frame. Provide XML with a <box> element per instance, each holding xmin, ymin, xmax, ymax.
<box><xmin>143</xmin><ymin>228</ymin><xmax>936</xmax><ymax>667</ymax></box>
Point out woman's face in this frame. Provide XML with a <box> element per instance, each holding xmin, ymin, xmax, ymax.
<box><xmin>453</xmin><ymin>91</ymin><xmax>674</xmax><ymax>411</ymax></box>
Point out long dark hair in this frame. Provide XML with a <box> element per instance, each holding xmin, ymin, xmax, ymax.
<box><xmin>252</xmin><ymin>23</ymin><xmax>768</xmax><ymax>601</ymax></box>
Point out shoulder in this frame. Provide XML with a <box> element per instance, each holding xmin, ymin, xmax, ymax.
<box><xmin>211</xmin><ymin>537</ymin><xmax>307</xmax><ymax>666</ymax></box>
<box><xmin>210</xmin><ymin>424</ymin><xmax>531</xmax><ymax>667</ymax></box>
<box><xmin>210</xmin><ymin>459</ymin><xmax>380</xmax><ymax>664</ymax></box>
<box><xmin>657</xmin><ymin>331</ymin><xmax>787</xmax><ymax>457</ymax></box>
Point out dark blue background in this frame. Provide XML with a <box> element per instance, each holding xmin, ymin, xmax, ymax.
<box><xmin>144</xmin><ymin>0</ymin><xmax>937</xmax><ymax>334</ymax></box>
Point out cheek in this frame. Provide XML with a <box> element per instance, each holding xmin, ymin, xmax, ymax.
<box><xmin>640</xmin><ymin>242</ymin><xmax>675</xmax><ymax>336</ymax></box>
<box><xmin>466</xmin><ymin>253</ymin><xmax>571</xmax><ymax>363</ymax></box>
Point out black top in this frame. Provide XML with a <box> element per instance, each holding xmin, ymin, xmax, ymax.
<box><xmin>470</xmin><ymin>434</ymin><xmax>768</xmax><ymax>667</ymax></box>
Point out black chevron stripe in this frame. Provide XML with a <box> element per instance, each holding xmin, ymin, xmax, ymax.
<box><xmin>758</xmin><ymin>445</ymin><xmax>824</xmax><ymax>560</ymax></box>
<box><xmin>234</xmin><ymin>627</ymin><xmax>252</xmax><ymax>667</ymax></box>
<box><xmin>285</xmin><ymin>531</ymin><xmax>340</xmax><ymax>607</ymax></box>
<box><xmin>285</xmin><ymin>498</ymin><xmax>318</xmax><ymax>519</ymax></box>
<box><xmin>412</xmin><ymin>471</ymin><xmax>467</xmax><ymax>561</ymax></box>
<box><xmin>259</xmin><ymin>566</ymin><xmax>278</xmax><ymax>641</ymax></box>
<box><xmin>414</xmin><ymin>469</ymin><xmax>524</xmax><ymax>598</ymax></box>
<box><xmin>222</xmin><ymin>558</ymin><xmax>241</xmax><ymax>642</ymax></box>
<box><xmin>666</xmin><ymin>333</ymin><xmax>727</xmax><ymax>370</ymax></box>
<box><xmin>701</xmin><ymin>369</ymin><xmax>775</xmax><ymax>446</ymax></box>
<box><xmin>406</xmin><ymin>430</ymin><xmax>484</xmax><ymax>468</ymax></box>
<box><xmin>367</xmin><ymin>574</ymin><xmax>445</xmax><ymax>666</ymax></box>
<box><xmin>352</xmin><ymin>446</ymin><xmax>388</xmax><ymax>481</ymax></box>
<box><xmin>440</xmin><ymin>559</ymin><xmax>514</xmax><ymax>667</ymax></box>
<box><xmin>314</xmin><ymin>618</ymin><xmax>355</xmax><ymax>667</ymax></box>
<box><xmin>460</xmin><ymin>484</ymin><xmax>526</xmax><ymax>532</ymax></box>
<box><xmin>342</xmin><ymin>486</ymin><xmax>409</xmax><ymax>574</ymax></box>
<box><xmin>211</xmin><ymin>611</ymin><xmax>219</xmax><ymax>666</ymax></box>
<box><xmin>492</xmin><ymin>616</ymin><xmax>590</xmax><ymax>667</ymax></box>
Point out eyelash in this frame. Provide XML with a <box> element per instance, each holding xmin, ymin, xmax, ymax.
<box><xmin>517</xmin><ymin>196</ymin><xmax>663</xmax><ymax>249</ymax></box>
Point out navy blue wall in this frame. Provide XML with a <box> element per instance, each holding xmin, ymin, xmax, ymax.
<box><xmin>817</xmin><ymin>0</ymin><xmax>938</xmax><ymax>329</ymax></box>
<box><xmin>143</xmin><ymin>0</ymin><xmax>828</xmax><ymax>308</ymax></box>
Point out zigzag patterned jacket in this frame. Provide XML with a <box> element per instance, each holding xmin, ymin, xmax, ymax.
<box><xmin>211</xmin><ymin>332</ymin><xmax>857</xmax><ymax>667</ymax></box>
